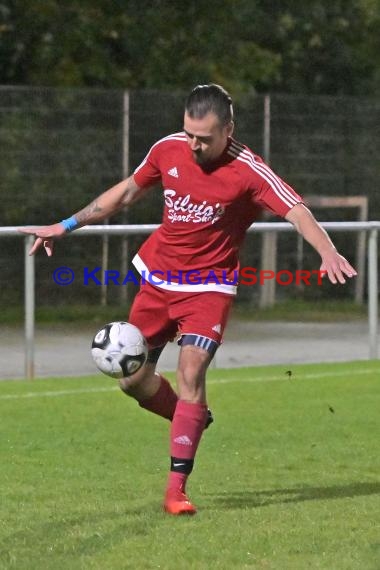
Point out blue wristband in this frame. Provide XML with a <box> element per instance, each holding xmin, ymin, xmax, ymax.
<box><xmin>60</xmin><ymin>216</ymin><xmax>79</xmax><ymax>232</ymax></box>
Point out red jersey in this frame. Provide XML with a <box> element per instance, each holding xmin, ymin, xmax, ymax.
<box><xmin>132</xmin><ymin>133</ymin><xmax>303</xmax><ymax>295</ymax></box>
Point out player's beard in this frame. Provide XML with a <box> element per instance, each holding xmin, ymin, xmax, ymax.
<box><xmin>192</xmin><ymin>150</ymin><xmax>208</xmax><ymax>165</ymax></box>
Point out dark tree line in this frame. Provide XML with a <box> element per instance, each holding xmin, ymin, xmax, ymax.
<box><xmin>1</xmin><ymin>0</ymin><xmax>379</xmax><ymax>95</ymax></box>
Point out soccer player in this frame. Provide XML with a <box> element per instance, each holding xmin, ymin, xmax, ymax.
<box><xmin>21</xmin><ymin>84</ymin><xmax>356</xmax><ymax>515</ymax></box>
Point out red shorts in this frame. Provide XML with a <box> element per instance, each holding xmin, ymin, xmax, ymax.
<box><xmin>128</xmin><ymin>282</ymin><xmax>233</xmax><ymax>349</ymax></box>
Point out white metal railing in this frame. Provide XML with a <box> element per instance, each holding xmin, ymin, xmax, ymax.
<box><xmin>0</xmin><ymin>221</ymin><xmax>379</xmax><ymax>379</ymax></box>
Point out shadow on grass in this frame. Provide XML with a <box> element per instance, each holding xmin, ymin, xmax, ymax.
<box><xmin>205</xmin><ymin>481</ymin><xmax>380</xmax><ymax>509</ymax></box>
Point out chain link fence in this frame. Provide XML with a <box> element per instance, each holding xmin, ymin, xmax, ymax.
<box><xmin>0</xmin><ymin>86</ymin><xmax>379</xmax><ymax>312</ymax></box>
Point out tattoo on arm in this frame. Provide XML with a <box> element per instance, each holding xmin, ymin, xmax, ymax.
<box><xmin>75</xmin><ymin>201</ymin><xmax>103</xmax><ymax>224</ymax></box>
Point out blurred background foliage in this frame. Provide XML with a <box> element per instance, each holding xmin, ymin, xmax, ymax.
<box><xmin>1</xmin><ymin>0</ymin><xmax>379</xmax><ymax>95</ymax></box>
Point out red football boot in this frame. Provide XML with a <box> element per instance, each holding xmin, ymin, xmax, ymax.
<box><xmin>163</xmin><ymin>489</ymin><xmax>197</xmax><ymax>516</ymax></box>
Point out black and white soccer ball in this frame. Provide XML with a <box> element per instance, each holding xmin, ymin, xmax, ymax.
<box><xmin>91</xmin><ymin>321</ymin><xmax>148</xmax><ymax>379</ymax></box>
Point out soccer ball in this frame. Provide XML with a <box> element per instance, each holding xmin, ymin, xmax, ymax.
<box><xmin>91</xmin><ymin>321</ymin><xmax>148</xmax><ymax>379</ymax></box>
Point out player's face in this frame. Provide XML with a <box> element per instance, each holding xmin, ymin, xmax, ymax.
<box><xmin>183</xmin><ymin>112</ymin><xmax>234</xmax><ymax>165</ymax></box>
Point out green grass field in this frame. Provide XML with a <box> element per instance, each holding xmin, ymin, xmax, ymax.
<box><xmin>1</xmin><ymin>361</ymin><xmax>379</xmax><ymax>570</ymax></box>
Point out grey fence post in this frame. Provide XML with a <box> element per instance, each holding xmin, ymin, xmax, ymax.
<box><xmin>260</xmin><ymin>94</ymin><xmax>277</xmax><ymax>308</ymax></box>
<box><xmin>24</xmin><ymin>236</ymin><xmax>35</xmax><ymax>379</ymax></box>
<box><xmin>263</xmin><ymin>94</ymin><xmax>271</xmax><ymax>164</ymax></box>
<box><xmin>368</xmin><ymin>229</ymin><xmax>378</xmax><ymax>359</ymax></box>
<box><xmin>120</xmin><ymin>90</ymin><xmax>130</xmax><ymax>305</ymax></box>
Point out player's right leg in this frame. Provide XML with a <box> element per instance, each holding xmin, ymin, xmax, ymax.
<box><xmin>119</xmin><ymin>345</ymin><xmax>213</xmax><ymax>427</ymax></box>
<box><xmin>118</xmin><ymin>282</ymin><xmax>179</xmax><ymax>419</ymax></box>
<box><xmin>119</xmin><ymin>348</ymin><xmax>178</xmax><ymax>421</ymax></box>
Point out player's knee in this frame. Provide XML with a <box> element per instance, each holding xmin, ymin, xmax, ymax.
<box><xmin>118</xmin><ymin>363</ymin><xmax>157</xmax><ymax>398</ymax></box>
<box><xmin>178</xmin><ymin>362</ymin><xmax>206</xmax><ymax>387</ymax></box>
<box><xmin>177</xmin><ymin>346</ymin><xmax>210</xmax><ymax>398</ymax></box>
<box><xmin>179</xmin><ymin>345</ymin><xmax>210</xmax><ymax>375</ymax></box>
<box><xmin>118</xmin><ymin>365</ymin><xmax>147</xmax><ymax>394</ymax></box>
<box><xmin>119</xmin><ymin>376</ymin><xmax>135</xmax><ymax>395</ymax></box>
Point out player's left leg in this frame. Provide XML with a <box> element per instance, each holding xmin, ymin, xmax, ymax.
<box><xmin>164</xmin><ymin>342</ymin><xmax>214</xmax><ymax>515</ymax></box>
<box><xmin>163</xmin><ymin>290</ymin><xmax>233</xmax><ymax>515</ymax></box>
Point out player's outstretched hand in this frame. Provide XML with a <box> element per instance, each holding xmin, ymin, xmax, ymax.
<box><xmin>320</xmin><ymin>250</ymin><xmax>357</xmax><ymax>284</ymax></box>
<box><xmin>19</xmin><ymin>223</ymin><xmax>66</xmax><ymax>256</ymax></box>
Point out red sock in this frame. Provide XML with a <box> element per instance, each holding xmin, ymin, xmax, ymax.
<box><xmin>139</xmin><ymin>375</ymin><xmax>178</xmax><ymax>420</ymax></box>
<box><xmin>167</xmin><ymin>400</ymin><xmax>208</xmax><ymax>493</ymax></box>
